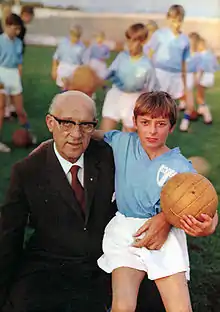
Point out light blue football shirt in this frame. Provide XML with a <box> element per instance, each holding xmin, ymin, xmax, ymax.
<box><xmin>106</xmin><ymin>51</ymin><xmax>160</xmax><ymax>92</ymax></box>
<box><xmin>149</xmin><ymin>27</ymin><xmax>190</xmax><ymax>73</ymax></box>
<box><xmin>186</xmin><ymin>52</ymin><xmax>200</xmax><ymax>73</ymax></box>
<box><xmin>83</xmin><ymin>43</ymin><xmax>110</xmax><ymax>63</ymax></box>
<box><xmin>198</xmin><ymin>50</ymin><xmax>219</xmax><ymax>73</ymax></box>
<box><xmin>0</xmin><ymin>34</ymin><xmax>23</xmax><ymax>68</ymax></box>
<box><xmin>104</xmin><ymin>130</ymin><xmax>195</xmax><ymax>219</ymax></box>
<box><xmin>53</xmin><ymin>37</ymin><xmax>86</xmax><ymax>65</ymax></box>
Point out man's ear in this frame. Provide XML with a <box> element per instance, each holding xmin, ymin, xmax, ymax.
<box><xmin>46</xmin><ymin>114</ymin><xmax>54</xmax><ymax>133</ymax></box>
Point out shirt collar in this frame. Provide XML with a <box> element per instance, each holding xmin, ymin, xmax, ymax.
<box><xmin>53</xmin><ymin>142</ymin><xmax>84</xmax><ymax>175</ymax></box>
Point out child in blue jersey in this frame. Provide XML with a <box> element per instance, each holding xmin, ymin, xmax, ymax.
<box><xmin>51</xmin><ymin>24</ymin><xmax>86</xmax><ymax>89</ymax></box>
<box><xmin>0</xmin><ymin>14</ymin><xmax>36</xmax><ymax>152</ymax></box>
<box><xmin>83</xmin><ymin>31</ymin><xmax>110</xmax><ymax>79</ymax></box>
<box><xmin>100</xmin><ymin>23</ymin><xmax>159</xmax><ymax>133</ymax></box>
<box><xmin>94</xmin><ymin>91</ymin><xmax>218</xmax><ymax>312</ymax></box>
<box><xmin>196</xmin><ymin>37</ymin><xmax>218</xmax><ymax>124</ymax></box>
<box><xmin>143</xmin><ymin>20</ymin><xmax>158</xmax><ymax>59</ymax></box>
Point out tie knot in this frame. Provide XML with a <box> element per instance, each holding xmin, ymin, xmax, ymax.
<box><xmin>70</xmin><ymin>165</ymin><xmax>80</xmax><ymax>177</ymax></box>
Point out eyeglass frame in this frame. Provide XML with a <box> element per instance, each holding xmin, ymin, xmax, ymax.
<box><xmin>49</xmin><ymin>114</ymin><xmax>98</xmax><ymax>133</ymax></box>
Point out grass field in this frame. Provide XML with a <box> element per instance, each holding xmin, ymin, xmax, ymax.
<box><xmin>0</xmin><ymin>46</ymin><xmax>220</xmax><ymax>311</ymax></box>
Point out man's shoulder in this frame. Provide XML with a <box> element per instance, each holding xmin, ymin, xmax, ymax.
<box><xmin>13</xmin><ymin>142</ymin><xmax>50</xmax><ymax>175</ymax></box>
<box><xmin>88</xmin><ymin>139</ymin><xmax>113</xmax><ymax>156</ymax></box>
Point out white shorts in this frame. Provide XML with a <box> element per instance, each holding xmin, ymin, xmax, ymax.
<box><xmin>102</xmin><ymin>86</ymin><xmax>142</xmax><ymax>128</ymax></box>
<box><xmin>88</xmin><ymin>58</ymin><xmax>108</xmax><ymax>79</ymax></box>
<box><xmin>56</xmin><ymin>62</ymin><xmax>79</xmax><ymax>87</ymax></box>
<box><xmin>0</xmin><ymin>67</ymin><xmax>22</xmax><ymax>95</ymax></box>
<box><xmin>186</xmin><ymin>73</ymin><xmax>196</xmax><ymax>90</ymax></box>
<box><xmin>199</xmin><ymin>73</ymin><xmax>215</xmax><ymax>88</ymax></box>
<box><xmin>98</xmin><ymin>212</ymin><xmax>190</xmax><ymax>281</ymax></box>
<box><xmin>155</xmin><ymin>69</ymin><xmax>184</xmax><ymax>99</ymax></box>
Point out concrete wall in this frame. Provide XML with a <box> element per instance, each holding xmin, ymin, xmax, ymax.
<box><xmin>24</xmin><ymin>9</ymin><xmax>220</xmax><ymax>54</ymax></box>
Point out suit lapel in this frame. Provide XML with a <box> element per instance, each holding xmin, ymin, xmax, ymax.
<box><xmin>46</xmin><ymin>142</ymin><xmax>84</xmax><ymax>221</ymax></box>
<box><xmin>84</xmin><ymin>141</ymin><xmax>100</xmax><ymax>224</ymax></box>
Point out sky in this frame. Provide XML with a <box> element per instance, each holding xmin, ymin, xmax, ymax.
<box><xmin>24</xmin><ymin>0</ymin><xmax>220</xmax><ymax>17</ymax></box>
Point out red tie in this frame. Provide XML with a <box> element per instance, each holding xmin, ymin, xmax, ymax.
<box><xmin>70</xmin><ymin>165</ymin><xmax>85</xmax><ymax>213</ymax></box>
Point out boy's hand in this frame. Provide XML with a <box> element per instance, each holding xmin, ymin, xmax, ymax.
<box><xmin>180</xmin><ymin>212</ymin><xmax>218</xmax><ymax>237</ymax></box>
<box><xmin>132</xmin><ymin>212</ymin><xmax>171</xmax><ymax>250</ymax></box>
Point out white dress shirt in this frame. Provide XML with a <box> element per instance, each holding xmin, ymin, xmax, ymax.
<box><xmin>54</xmin><ymin>143</ymin><xmax>84</xmax><ymax>187</ymax></box>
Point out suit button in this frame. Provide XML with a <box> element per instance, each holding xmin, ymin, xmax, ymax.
<box><xmin>84</xmin><ymin>227</ymin><xmax>87</xmax><ymax>231</ymax></box>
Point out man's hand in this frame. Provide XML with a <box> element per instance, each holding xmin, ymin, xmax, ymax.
<box><xmin>132</xmin><ymin>212</ymin><xmax>171</xmax><ymax>250</ymax></box>
<box><xmin>180</xmin><ymin>212</ymin><xmax>218</xmax><ymax>237</ymax></box>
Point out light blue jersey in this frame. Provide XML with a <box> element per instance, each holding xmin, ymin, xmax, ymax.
<box><xmin>53</xmin><ymin>37</ymin><xmax>86</xmax><ymax>65</ymax></box>
<box><xmin>149</xmin><ymin>28</ymin><xmax>190</xmax><ymax>73</ymax></box>
<box><xmin>83</xmin><ymin>43</ymin><xmax>110</xmax><ymax>63</ymax></box>
<box><xmin>104</xmin><ymin>131</ymin><xmax>195</xmax><ymax>219</ymax></box>
<box><xmin>186</xmin><ymin>52</ymin><xmax>200</xmax><ymax>73</ymax></box>
<box><xmin>198</xmin><ymin>50</ymin><xmax>219</xmax><ymax>73</ymax></box>
<box><xmin>106</xmin><ymin>51</ymin><xmax>159</xmax><ymax>93</ymax></box>
<box><xmin>0</xmin><ymin>34</ymin><xmax>23</xmax><ymax>68</ymax></box>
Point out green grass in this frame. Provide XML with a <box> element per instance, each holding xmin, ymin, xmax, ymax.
<box><xmin>0</xmin><ymin>46</ymin><xmax>220</xmax><ymax>311</ymax></box>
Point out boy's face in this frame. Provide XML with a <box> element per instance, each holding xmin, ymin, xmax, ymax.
<box><xmin>126</xmin><ymin>39</ymin><xmax>142</xmax><ymax>57</ymax></box>
<box><xmin>168</xmin><ymin>16</ymin><xmax>183</xmax><ymax>32</ymax></box>
<box><xmin>133</xmin><ymin>114</ymin><xmax>174</xmax><ymax>151</ymax></box>
<box><xmin>6</xmin><ymin>25</ymin><xmax>21</xmax><ymax>38</ymax></box>
<box><xmin>70</xmin><ymin>32</ymin><xmax>79</xmax><ymax>43</ymax></box>
<box><xmin>21</xmin><ymin>12</ymin><xmax>33</xmax><ymax>24</ymax></box>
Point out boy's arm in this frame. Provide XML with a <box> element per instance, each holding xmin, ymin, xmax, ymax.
<box><xmin>51</xmin><ymin>59</ymin><xmax>59</xmax><ymax>81</ymax></box>
<box><xmin>18</xmin><ymin>64</ymin><xmax>22</xmax><ymax>76</ymax></box>
<box><xmin>92</xmin><ymin>129</ymin><xmax>105</xmax><ymax>141</ymax></box>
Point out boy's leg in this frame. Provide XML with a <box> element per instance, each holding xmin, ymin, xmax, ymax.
<box><xmin>155</xmin><ymin>272</ymin><xmax>192</xmax><ymax>312</ymax></box>
<box><xmin>111</xmin><ymin>267</ymin><xmax>145</xmax><ymax>312</ymax></box>
<box><xmin>0</xmin><ymin>92</ymin><xmax>11</xmax><ymax>152</ymax></box>
<box><xmin>11</xmin><ymin>93</ymin><xmax>37</xmax><ymax>144</ymax></box>
<box><xmin>179</xmin><ymin>90</ymin><xmax>194</xmax><ymax>132</ymax></box>
<box><xmin>196</xmin><ymin>85</ymin><xmax>212</xmax><ymax>124</ymax></box>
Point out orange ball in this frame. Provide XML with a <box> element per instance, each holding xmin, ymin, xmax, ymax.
<box><xmin>160</xmin><ymin>172</ymin><xmax>218</xmax><ymax>228</ymax></box>
<box><xmin>12</xmin><ymin>129</ymin><xmax>32</xmax><ymax>148</ymax></box>
<box><xmin>65</xmin><ymin>65</ymin><xmax>104</xmax><ymax>97</ymax></box>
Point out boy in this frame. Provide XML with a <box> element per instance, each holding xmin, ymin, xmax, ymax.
<box><xmin>51</xmin><ymin>25</ymin><xmax>86</xmax><ymax>89</ymax></box>
<box><xmin>148</xmin><ymin>5</ymin><xmax>190</xmax><ymax>128</ymax></box>
<box><xmin>0</xmin><ymin>13</ymin><xmax>35</xmax><ymax>152</ymax></box>
<box><xmin>196</xmin><ymin>37</ymin><xmax>218</xmax><ymax>124</ymax></box>
<box><xmin>100</xmin><ymin>23</ymin><xmax>159</xmax><ymax>132</ymax></box>
<box><xmin>83</xmin><ymin>31</ymin><xmax>110</xmax><ymax>79</ymax></box>
<box><xmin>94</xmin><ymin>91</ymin><xmax>218</xmax><ymax>312</ymax></box>
<box><xmin>143</xmin><ymin>20</ymin><xmax>158</xmax><ymax>58</ymax></box>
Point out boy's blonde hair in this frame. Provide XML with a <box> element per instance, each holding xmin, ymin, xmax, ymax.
<box><xmin>167</xmin><ymin>4</ymin><xmax>185</xmax><ymax>21</ymax></box>
<box><xmin>189</xmin><ymin>32</ymin><xmax>200</xmax><ymax>51</ymax></box>
<box><xmin>69</xmin><ymin>24</ymin><xmax>82</xmax><ymax>38</ymax></box>
<box><xmin>145</xmin><ymin>20</ymin><xmax>159</xmax><ymax>33</ymax></box>
<box><xmin>134</xmin><ymin>91</ymin><xmax>178</xmax><ymax>128</ymax></box>
<box><xmin>125</xmin><ymin>23</ymin><xmax>147</xmax><ymax>42</ymax></box>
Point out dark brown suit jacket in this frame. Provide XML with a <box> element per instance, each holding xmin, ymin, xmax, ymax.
<box><xmin>0</xmin><ymin>140</ymin><xmax>164</xmax><ymax>312</ymax></box>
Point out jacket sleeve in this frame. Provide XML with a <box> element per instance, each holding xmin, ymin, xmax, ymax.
<box><xmin>0</xmin><ymin>163</ymin><xmax>29</xmax><ymax>308</ymax></box>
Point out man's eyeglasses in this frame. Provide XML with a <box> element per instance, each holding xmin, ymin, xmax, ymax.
<box><xmin>50</xmin><ymin>114</ymin><xmax>97</xmax><ymax>133</ymax></box>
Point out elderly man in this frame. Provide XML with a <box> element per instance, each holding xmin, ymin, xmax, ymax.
<box><xmin>0</xmin><ymin>91</ymin><xmax>167</xmax><ymax>312</ymax></box>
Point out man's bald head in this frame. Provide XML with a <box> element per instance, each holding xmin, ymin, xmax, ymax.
<box><xmin>48</xmin><ymin>90</ymin><xmax>97</xmax><ymax>118</ymax></box>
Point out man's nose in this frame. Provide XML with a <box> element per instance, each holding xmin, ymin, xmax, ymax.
<box><xmin>69</xmin><ymin>125</ymin><xmax>82</xmax><ymax>138</ymax></box>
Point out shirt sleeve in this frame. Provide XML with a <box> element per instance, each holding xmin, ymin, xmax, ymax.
<box><xmin>105</xmin><ymin>53</ymin><xmax>122</xmax><ymax>79</ymax></box>
<box><xmin>104</xmin><ymin>130</ymin><xmax>122</xmax><ymax>147</ymax></box>
<box><xmin>53</xmin><ymin>40</ymin><xmax>62</xmax><ymax>60</ymax></box>
<box><xmin>17</xmin><ymin>40</ymin><xmax>23</xmax><ymax>65</ymax></box>
<box><xmin>182</xmin><ymin>41</ymin><xmax>190</xmax><ymax>62</ymax></box>
<box><xmin>144</xmin><ymin>64</ymin><xmax>161</xmax><ymax>91</ymax></box>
